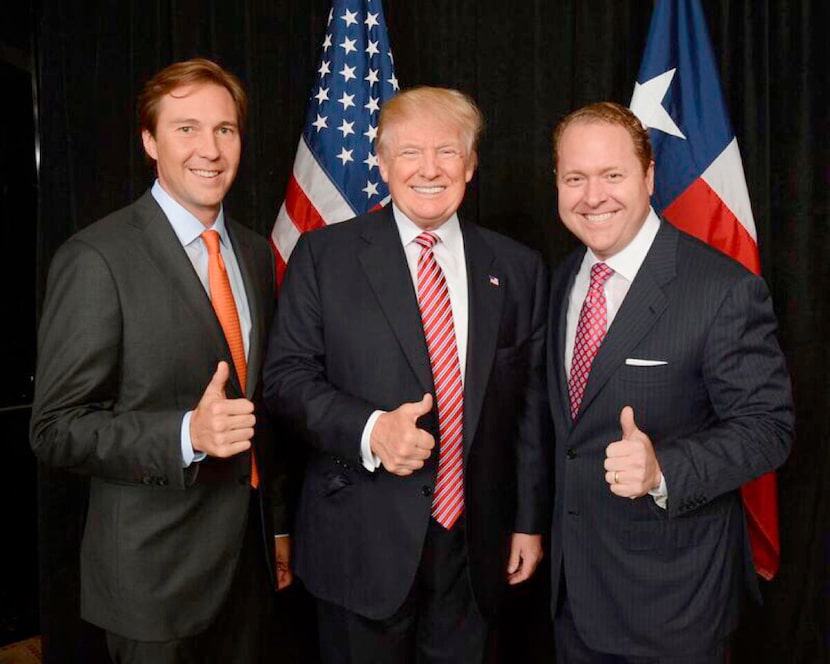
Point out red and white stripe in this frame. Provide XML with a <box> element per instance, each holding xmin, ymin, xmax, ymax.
<box><xmin>664</xmin><ymin>138</ymin><xmax>761</xmax><ymax>275</ymax></box>
<box><xmin>271</xmin><ymin>136</ymin><xmax>390</xmax><ymax>284</ymax></box>
<box><xmin>415</xmin><ymin>232</ymin><xmax>465</xmax><ymax>529</ymax></box>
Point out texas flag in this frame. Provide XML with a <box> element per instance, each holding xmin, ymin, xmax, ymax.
<box><xmin>630</xmin><ymin>0</ymin><xmax>779</xmax><ymax>579</ymax></box>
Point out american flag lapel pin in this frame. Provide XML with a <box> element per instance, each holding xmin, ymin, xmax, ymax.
<box><xmin>488</xmin><ymin>275</ymin><xmax>500</xmax><ymax>287</ymax></box>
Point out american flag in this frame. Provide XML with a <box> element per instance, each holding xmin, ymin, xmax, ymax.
<box><xmin>271</xmin><ymin>0</ymin><xmax>399</xmax><ymax>283</ymax></box>
<box><xmin>630</xmin><ymin>0</ymin><xmax>778</xmax><ymax>579</ymax></box>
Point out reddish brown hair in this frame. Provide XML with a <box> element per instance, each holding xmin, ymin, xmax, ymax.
<box><xmin>553</xmin><ymin>101</ymin><xmax>653</xmax><ymax>174</ymax></box>
<box><xmin>138</xmin><ymin>58</ymin><xmax>248</xmax><ymax>136</ymax></box>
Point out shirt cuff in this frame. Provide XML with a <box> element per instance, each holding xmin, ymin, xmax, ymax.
<box><xmin>181</xmin><ymin>411</ymin><xmax>207</xmax><ymax>468</ymax></box>
<box><xmin>648</xmin><ymin>473</ymin><xmax>668</xmax><ymax>510</ymax></box>
<box><xmin>360</xmin><ymin>410</ymin><xmax>384</xmax><ymax>472</ymax></box>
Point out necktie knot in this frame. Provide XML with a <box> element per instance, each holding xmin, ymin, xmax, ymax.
<box><xmin>414</xmin><ymin>231</ymin><xmax>440</xmax><ymax>252</ymax></box>
<box><xmin>202</xmin><ymin>229</ymin><xmax>221</xmax><ymax>256</ymax></box>
<box><xmin>589</xmin><ymin>262</ymin><xmax>614</xmax><ymax>290</ymax></box>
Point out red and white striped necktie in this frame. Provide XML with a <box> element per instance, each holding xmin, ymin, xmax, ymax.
<box><xmin>568</xmin><ymin>262</ymin><xmax>614</xmax><ymax>421</ymax></box>
<box><xmin>415</xmin><ymin>232</ymin><xmax>464</xmax><ymax>529</ymax></box>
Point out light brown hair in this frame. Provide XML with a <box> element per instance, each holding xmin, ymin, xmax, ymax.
<box><xmin>376</xmin><ymin>86</ymin><xmax>485</xmax><ymax>157</ymax></box>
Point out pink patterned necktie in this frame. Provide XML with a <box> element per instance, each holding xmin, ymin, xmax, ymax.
<box><xmin>415</xmin><ymin>232</ymin><xmax>464</xmax><ymax>530</ymax></box>
<box><xmin>568</xmin><ymin>262</ymin><xmax>614</xmax><ymax>421</ymax></box>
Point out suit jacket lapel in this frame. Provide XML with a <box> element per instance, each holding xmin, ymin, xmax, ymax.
<box><xmin>131</xmin><ymin>191</ymin><xmax>245</xmax><ymax>397</ymax></box>
<box><xmin>577</xmin><ymin>222</ymin><xmax>678</xmax><ymax>418</ymax></box>
<box><xmin>461</xmin><ymin>222</ymin><xmax>503</xmax><ymax>452</ymax></box>
<box><xmin>358</xmin><ymin>207</ymin><xmax>434</xmax><ymax>395</ymax></box>
<box><xmin>227</xmin><ymin>221</ymin><xmax>269</xmax><ymax>399</ymax></box>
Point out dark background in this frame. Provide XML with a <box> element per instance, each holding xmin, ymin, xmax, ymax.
<box><xmin>2</xmin><ymin>0</ymin><xmax>827</xmax><ymax>661</ymax></box>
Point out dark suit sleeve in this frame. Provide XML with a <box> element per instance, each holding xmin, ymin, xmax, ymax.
<box><xmin>514</xmin><ymin>254</ymin><xmax>552</xmax><ymax>534</ymax></box>
<box><xmin>263</xmin><ymin>234</ymin><xmax>375</xmax><ymax>463</ymax></box>
<box><xmin>657</xmin><ymin>272</ymin><xmax>793</xmax><ymax>517</ymax></box>
<box><xmin>30</xmin><ymin>239</ymin><xmax>187</xmax><ymax>487</ymax></box>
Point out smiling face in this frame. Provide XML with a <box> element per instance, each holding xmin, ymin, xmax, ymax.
<box><xmin>141</xmin><ymin>82</ymin><xmax>241</xmax><ymax>227</ymax></box>
<box><xmin>556</xmin><ymin>121</ymin><xmax>654</xmax><ymax>260</ymax></box>
<box><xmin>377</xmin><ymin>113</ymin><xmax>476</xmax><ymax>230</ymax></box>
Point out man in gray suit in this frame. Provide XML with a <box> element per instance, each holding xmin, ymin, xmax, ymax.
<box><xmin>547</xmin><ymin>102</ymin><xmax>793</xmax><ymax>662</ymax></box>
<box><xmin>31</xmin><ymin>58</ymin><xmax>290</xmax><ymax>663</ymax></box>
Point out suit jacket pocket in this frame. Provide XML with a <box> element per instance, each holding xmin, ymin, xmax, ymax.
<box><xmin>619</xmin><ymin>362</ymin><xmax>672</xmax><ymax>385</ymax></box>
<box><xmin>321</xmin><ymin>471</ymin><xmax>352</xmax><ymax>497</ymax></box>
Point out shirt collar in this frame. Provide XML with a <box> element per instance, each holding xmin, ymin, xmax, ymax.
<box><xmin>151</xmin><ymin>180</ymin><xmax>229</xmax><ymax>248</ymax></box>
<box><xmin>584</xmin><ymin>207</ymin><xmax>661</xmax><ymax>283</ymax></box>
<box><xmin>390</xmin><ymin>203</ymin><xmax>462</xmax><ymax>254</ymax></box>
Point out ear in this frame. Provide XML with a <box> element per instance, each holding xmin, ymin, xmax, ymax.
<box><xmin>377</xmin><ymin>148</ymin><xmax>390</xmax><ymax>184</ymax></box>
<box><xmin>645</xmin><ymin>160</ymin><xmax>655</xmax><ymax>196</ymax></box>
<box><xmin>141</xmin><ymin>129</ymin><xmax>158</xmax><ymax>162</ymax></box>
<box><xmin>464</xmin><ymin>151</ymin><xmax>478</xmax><ymax>183</ymax></box>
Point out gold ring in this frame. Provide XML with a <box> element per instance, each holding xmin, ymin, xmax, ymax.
<box><xmin>614</xmin><ymin>471</ymin><xmax>619</xmax><ymax>484</ymax></box>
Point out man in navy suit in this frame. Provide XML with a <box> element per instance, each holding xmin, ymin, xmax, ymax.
<box><xmin>547</xmin><ymin>102</ymin><xmax>793</xmax><ymax>662</ymax></box>
<box><xmin>265</xmin><ymin>87</ymin><xmax>550</xmax><ymax>663</ymax></box>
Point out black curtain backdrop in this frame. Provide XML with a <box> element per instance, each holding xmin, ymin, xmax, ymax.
<box><xmin>33</xmin><ymin>1</ymin><xmax>828</xmax><ymax>662</ymax></box>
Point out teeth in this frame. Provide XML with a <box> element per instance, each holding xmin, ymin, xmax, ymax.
<box><xmin>412</xmin><ymin>186</ymin><xmax>444</xmax><ymax>194</ymax></box>
<box><xmin>585</xmin><ymin>212</ymin><xmax>613</xmax><ymax>222</ymax></box>
<box><xmin>191</xmin><ymin>169</ymin><xmax>220</xmax><ymax>178</ymax></box>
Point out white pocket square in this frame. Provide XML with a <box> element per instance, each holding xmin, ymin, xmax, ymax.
<box><xmin>625</xmin><ymin>358</ymin><xmax>668</xmax><ymax>367</ymax></box>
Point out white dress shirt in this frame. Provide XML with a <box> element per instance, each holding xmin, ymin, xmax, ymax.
<box><xmin>564</xmin><ymin>208</ymin><xmax>667</xmax><ymax>505</ymax></box>
<box><xmin>360</xmin><ymin>205</ymin><xmax>469</xmax><ymax>471</ymax></box>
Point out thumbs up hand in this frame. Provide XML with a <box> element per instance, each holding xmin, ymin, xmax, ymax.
<box><xmin>191</xmin><ymin>361</ymin><xmax>256</xmax><ymax>457</ymax></box>
<box><xmin>371</xmin><ymin>393</ymin><xmax>436</xmax><ymax>476</ymax></box>
<box><xmin>603</xmin><ymin>406</ymin><xmax>662</xmax><ymax>498</ymax></box>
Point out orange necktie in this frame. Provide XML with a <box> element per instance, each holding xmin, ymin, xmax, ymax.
<box><xmin>202</xmin><ymin>230</ymin><xmax>259</xmax><ymax>489</ymax></box>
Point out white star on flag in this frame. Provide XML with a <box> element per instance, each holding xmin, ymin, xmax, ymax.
<box><xmin>338</xmin><ymin>92</ymin><xmax>355</xmax><ymax>110</ymax></box>
<box><xmin>339</xmin><ymin>64</ymin><xmax>356</xmax><ymax>82</ymax></box>
<box><xmin>337</xmin><ymin>147</ymin><xmax>354</xmax><ymax>165</ymax></box>
<box><xmin>340</xmin><ymin>37</ymin><xmax>357</xmax><ymax>55</ymax></box>
<box><xmin>363</xmin><ymin>180</ymin><xmax>380</xmax><ymax>197</ymax></box>
<box><xmin>630</xmin><ymin>68</ymin><xmax>686</xmax><ymax>139</ymax></box>
<box><xmin>341</xmin><ymin>9</ymin><xmax>358</xmax><ymax>26</ymax></box>
<box><xmin>338</xmin><ymin>119</ymin><xmax>355</xmax><ymax>137</ymax></box>
<box><xmin>311</xmin><ymin>114</ymin><xmax>328</xmax><ymax>132</ymax></box>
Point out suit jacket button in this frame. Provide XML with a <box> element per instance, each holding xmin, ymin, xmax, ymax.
<box><xmin>567</xmin><ymin>448</ymin><xmax>577</xmax><ymax>460</ymax></box>
<box><xmin>567</xmin><ymin>509</ymin><xmax>580</xmax><ymax>516</ymax></box>
<box><xmin>421</xmin><ymin>486</ymin><xmax>432</xmax><ymax>497</ymax></box>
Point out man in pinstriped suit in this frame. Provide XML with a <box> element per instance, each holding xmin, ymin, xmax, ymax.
<box><xmin>547</xmin><ymin>102</ymin><xmax>793</xmax><ymax>663</ymax></box>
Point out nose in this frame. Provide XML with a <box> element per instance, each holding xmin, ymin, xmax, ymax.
<box><xmin>418</xmin><ymin>150</ymin><xmax>440</xmax><ymax>179</ymax></box>
<box><xmin>583</xmin><ymin>176</ymin><xmax>607</xmax><ymax>207</ymax></box>
<box><xmin>197</xmin><ymin>130</ymin><xmax>221</xmax><ymax>160</ymax></box>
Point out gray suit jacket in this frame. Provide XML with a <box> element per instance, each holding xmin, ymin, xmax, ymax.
<box><xmin>30</xmin><ymin>191</ymin><xmax>280</xmax><ymax>641</ymax></box>
<box><xmin>264</xmin><ymin>206</ymin><xmax>551</xmax><ymax>622</ymax></box>
<box><xmin>547</xmin><ymin>221</ymin><xmax>793</xmax><ymax>656</ymax></box>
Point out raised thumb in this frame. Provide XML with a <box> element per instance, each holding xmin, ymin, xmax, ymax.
<box><xmin>412</xmin><ymin>392</ymin><xmax>434</xmax><ymax>418</ymax></box>
<box><xmin>205</xmin><ymin>361</ymin><xmax>230</xmax><ymax>399</ymax></box>
<box><xmin>620</xmin><ymin>405</ymin><xmax>639</xmax><ymax>439</ymax></box>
